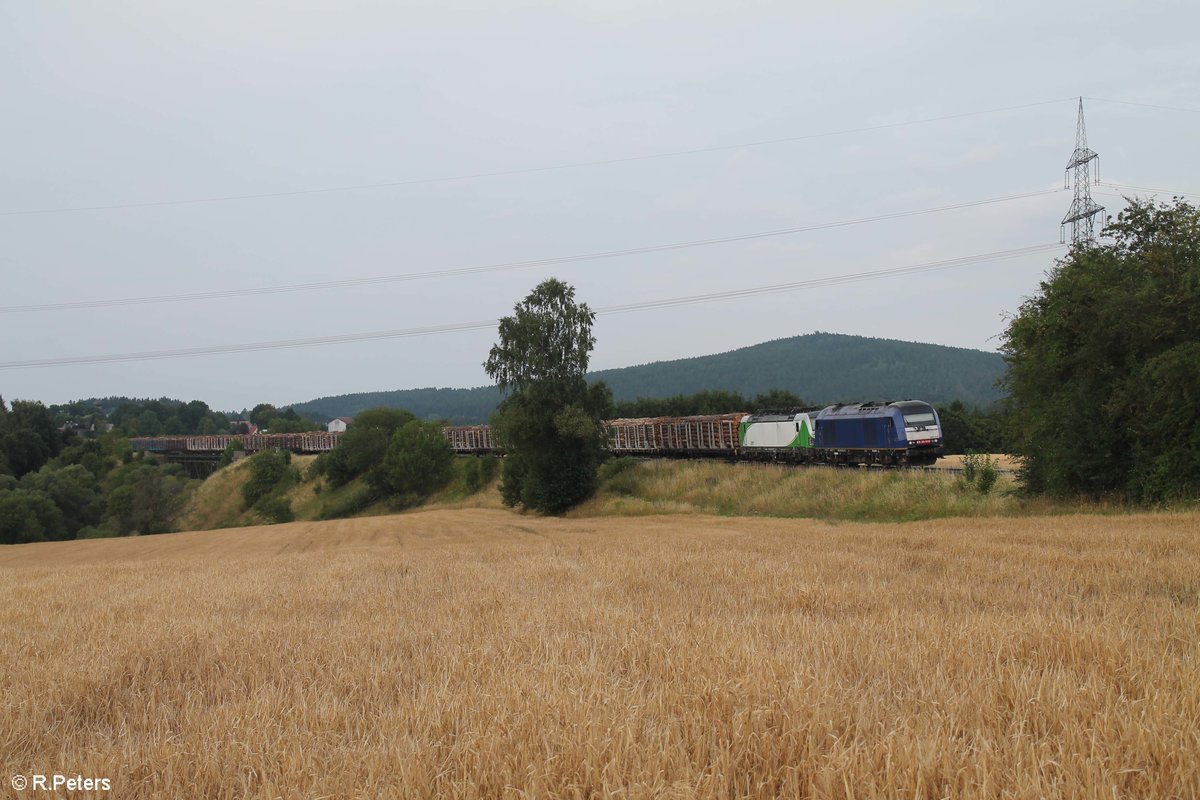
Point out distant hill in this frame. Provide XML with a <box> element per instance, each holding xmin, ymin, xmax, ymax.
<box><xmin>290</xmin><ymin>386</ymin><xmax>503</xmax><ymax>427</ymax></box>
<box><xmin>288</xmin><ymin>333</ymin><xmax>1006</xmax><ymax>423</ymax></box>
<box><xmin>591</xmin><ymin>333</ymin><xmax>1005</xmax><ymax>407</ymax></box>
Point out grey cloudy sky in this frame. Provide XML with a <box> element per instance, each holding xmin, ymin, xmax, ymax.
<box><xmin>3</xmin><ymin>1</ymin><xmax>1198</xmax><ymax>412</ymax></box>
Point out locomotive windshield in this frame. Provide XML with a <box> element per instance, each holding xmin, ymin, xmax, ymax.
<box><xmin>903</xmin><ymin>411</ymin><xmax>937</xmax><ymax>428</ymax></box>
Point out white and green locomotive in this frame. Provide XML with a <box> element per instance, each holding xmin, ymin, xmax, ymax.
<box><xmin>737</xmin><ymin>409</ymin><xmax>817</xmax><ymax>462</ymax></box>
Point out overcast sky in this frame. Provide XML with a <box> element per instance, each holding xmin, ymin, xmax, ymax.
<box><xmin>3</xmin><ymin>1</ymin><xmax>1198</xmax><ymax>412</ymax></box>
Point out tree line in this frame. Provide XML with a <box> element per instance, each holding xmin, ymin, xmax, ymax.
<box><xmin>0</xmin><ymin>398</ymin><xmax>191</xmax><ymax>543</ymax></box>
<box><xmin>0</xmin><ymin>395</ymin><xmax>330</xmax><ymax>544</ymax></box>
<box><xmin>1002</xmin><ymin>198</ymin><xmax>1199</xmax><ymax>501</ymax></box>
<box><xmin>47</xmin><ymin>396</ymin><xmax>324</xmax><ymax>436</ymax></box>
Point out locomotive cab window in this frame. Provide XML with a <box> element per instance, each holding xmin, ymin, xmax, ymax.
<box><xmin>903</xmin><ymin>412</ymin><xmax>937</xmax><ymax>428</ymax></box>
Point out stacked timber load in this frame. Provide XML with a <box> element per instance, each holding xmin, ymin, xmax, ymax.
<box><xmin>606</xmin><ymin>413</ymin><xmax>745</xmax><ymax>457</ymax></box>
<box><xmin>442</xmin><ymin>425</ymin><xmax>494</xmax><ymax>454</ymax></box>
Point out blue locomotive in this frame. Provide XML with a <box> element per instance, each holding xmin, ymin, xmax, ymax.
<box><xmin>812</xmin><ymin>400</ymin><xmax>944</xmax><ymax>466</ymax></box>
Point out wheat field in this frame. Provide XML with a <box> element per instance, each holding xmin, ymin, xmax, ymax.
<box><xmin>2</xmin><ymin>509</ymin><xmax>1198</xmax><ymax>798</ymax></box>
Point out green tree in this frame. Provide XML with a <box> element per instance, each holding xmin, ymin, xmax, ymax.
<box><xmin>321</xmin><ymin>407</ymin><xmax>416</xmax><ymax>488</ymax></box>
<box><xmin>0</xmin><ymin>400</ymin><xmax>64</xmax><ymax>478</ymax></box>
<box><xmin>1001</xmin><ymin>198</ymin><xmax>1200</xmax><ymax>500</ymax></box>
<box><xmin>485</xmin><ymin>279</ymin><xmax>610</xmax><ymax>514</ymax></box>
<box><xmin>249</xmin><ymin>404</ymin><xmax>278</xmax><ymax>429</ymax></box>
<box><xmin>135</xmin><ymin>410</ymin><xmax>163</xmax><ymax>437</ymax></box>
<box><xmin>370</xmin><ymin>420</ymin><xmax>455</xmax><ymax>504</ymax></box>
<box><xmin>265</xmin><ymin>414</ymin><xmax>322</xmax><ymax>433</ymax></box>
<box><xmin>935</xmin><ymin>400</ymin><xmax>1008</xmax><ymax>455</ymax></box>
<box><xmin>241</xmin><ymin>450</ymin><xmax>293</xmax><ymax>509</ymax></box>
<box><xmin>49</xmin><ymin>438</ymin><xmax>115</xmax><ymax>479</ymax></box>
<box><xmin>106</xmin><ymin>463</ymin><xmax>189</xmax><ymax>535</ymax></box>
<box><xmin>20</xmin><ymin>465</ymin><xmax>104</xmax><ymax>539</ymax></box>
<box><xmin>751</xmin><ymin>389</ymin><xmax>806</xmax><ymax>411</ymax></box>
<box><xmin>0</xmin><ymin>490</ymin><xmax>64</xmax><ymax>544</ymax></box>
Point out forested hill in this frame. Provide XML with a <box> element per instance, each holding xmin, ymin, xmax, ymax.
<box><xmin>592</xmin><ymin>333</ymin><xmax>1005</xmax><ymax>408</ymax></box>
<box><xmin>291</xmin><ymin>387</ymin><xmax>503</xmax><ymax>427</ymax></box>
<box><xmin>290</xmin><ymin>334</ymin><xmax>1004</xmax><ymax>423</ymax></box>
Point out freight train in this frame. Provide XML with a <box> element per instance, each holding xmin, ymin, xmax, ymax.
<box><xmin>131</xmin><ymin>400</ymin><xmax>943</xmax><ymax>468</ymax></box>
<box><xmin>597</xmin><ymin>400</ymin><xmax>944</xmax><ymax>466</ymax></box>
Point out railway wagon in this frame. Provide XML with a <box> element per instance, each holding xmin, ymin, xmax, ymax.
<box><xmin>607</xmin><ymin>413</ymin><xmax>744</xmax><ymax>457</ymax></box>
<box><xmin>130</xmin><ymin>437</ymin><xmax>170</xmax><ymax>453</ymax></box>
<box><xmin>239</xmin><ymin>432</ymin><xmax>341</xmax><ymax>453</ymax></box>
<box><xmin>186</xmin><ymin>435</ymin><xmax>238</xmax><ymax>452</ymax></box>
<box><xmin>442</xmin><ymin>425</ymin><xmax>494</xmax><ymax>454</ymax></box>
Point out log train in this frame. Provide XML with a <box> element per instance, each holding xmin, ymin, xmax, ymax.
<box><xmin>132</xmin><ymin>400</ymin><xmax>944</xmax><ymax>468</ymax></box>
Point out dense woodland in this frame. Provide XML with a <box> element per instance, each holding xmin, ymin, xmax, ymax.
<box><xmin>0</xmin><ymin>396</ymin><xmax>322</xmax><ymax>543</ymax></box>
<box><xmin>0</xmin><ymin>397</ymin><xmax>191</xmax><ymax>543</ymax></box>
<box><xmin>1002</xmin><ymin>198</ymin><xmax>1200</xmax><ymax>501</ymax></box>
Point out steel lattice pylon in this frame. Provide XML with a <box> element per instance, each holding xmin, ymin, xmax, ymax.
<box><xmin>1061</xmin><ymin>97</ymin><xmax>1105</xmax><ymax>244</ymax></box>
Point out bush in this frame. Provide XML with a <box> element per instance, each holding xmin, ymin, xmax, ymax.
<box><xmin>304</xmin><ymin>458</ymin><xmax>324</xmax><ymax>482</ymax></box>
<box><xmin>370</xmin><ymin>420</ymin><xmax>455</xmax><ymax>500</ymax></box>
<box><xmin>325</xmin><ymin>408</ymin><xmax>417</xmax><ymax>488</ymax></box>
<box><xmin>479</xmin><ymin>455</ymin><xmax>499</xmax><ymax>485</ymax></box>
<box><xmin>460</xmin><ymin>455</ymin><xmax>499</xmax><ymax>494</ymax></box>
<box><xmin>316</xmin><ymin>484</ymin><xmax>373</xmax><ymax>520</ymax></box>
<box><xmin>0</xmin><ymin>490</ymin><xmax>63</xmax><ymax>544</ymax></box>
<box><xmin>241</xmin><ymin>450</ymin><xmax>292</xmax><ymax>509</ymax></box>
<box><xmin>499</xmin><ymin>455</ymin><xmax>527</xmax><ymax>508</ymax></box>
<box><xmin>218</xmin><ymin>439</ymin><xmax>244</xmax><ymax>469</ymax></box>
<box><xmin>105</xmin><ymin>462</ymin><xmax>190</xmax><ymax>535</ymax></box>
<box><xmin>977</xmin><ymin>463</ymin><xmax>999</xmax><ymax>496</ymax></box>
<box><xmin>962</xmin><ymin>452</ymin><xmax>999</xmax><ymax>495</ymax></box>
<box><xmin>462</xmin><ymin>458</ymin><xmax>482</xmax><ymax>493</ymax></box>
<box><xmin>255</xmin><ymin>495</ymin><xmax>294</xmax><ymax>524</ymax></box>
<box><xmin>962</xmin><ymin>452</ymin><xmax>979</xmax><ymax>485</ymax></box>
<box><xmin>598</xmin><ymin>457</ymin><xmax>642</xmax><ymax>497</ymax></box>
<box><xmin>385</xmin><ymin>492</ymin><xmax>421</xmax><ymax>512</ymax></box>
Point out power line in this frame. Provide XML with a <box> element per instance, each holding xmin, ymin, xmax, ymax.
<box><xmin>0</xmin><ymin>242</ymin><xmax>1065</xmax><ymax>370</ymax></box>
<box><xmin>0</xmin><ymin>188</ymin><xmax>1065</xmax><ymax>314</ymax></box>
<box><xmin>1097</xmin><ymin>181</ymin><xmax>1200</xmax><ymax>199</ymax></box>
<box><xmin>602</xmin><ymin>244</ymin><xmax>1063</xmax><ymax>314</ymax></box>
<box><xmin>1084</xmin><ymin>96</ymin><xmax>1200</xmax><ymax>115</ymax></box>
<box><xmin>0</xmin><ymin>98</ymin><xmax>1074</xmax><ymax>217</ymax></box>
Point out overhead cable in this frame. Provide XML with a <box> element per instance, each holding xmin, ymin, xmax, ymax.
<box><xmin>0</xmin><ymin>242</ymin><xmax>1065</xmax><ymax>370</ymax></box>
<box><xmin>1096</xmin><ymin>181</ymin><xmax>1200</xmax><ymax>199</ymax></box>
<box><xmin>0</xmin><ymin>188</ymin><xmax>1065</xmax><ymax>314</ymax></box>
<box><xmin>1084</xmin><ymin>96</ymin><xmax>1200</xmax><ymax>115</ymax></box>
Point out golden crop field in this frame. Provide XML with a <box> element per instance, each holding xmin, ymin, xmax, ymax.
<box><xmin>2</xmin><ymin>509</ymin><xmax>1198</xmax><ymax>799</ymax></box>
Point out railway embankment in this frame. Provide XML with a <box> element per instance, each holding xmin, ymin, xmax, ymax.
<box><xmin>177</xmin><ymin>454</ymin><xmax>1140</xmax><ymax>534</ymax></box>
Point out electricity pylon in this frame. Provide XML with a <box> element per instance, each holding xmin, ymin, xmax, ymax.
<box><xmin>1061</xmin><ymin>97</ymin><xmax>1105</xmax><ymax>244</ymax></box>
